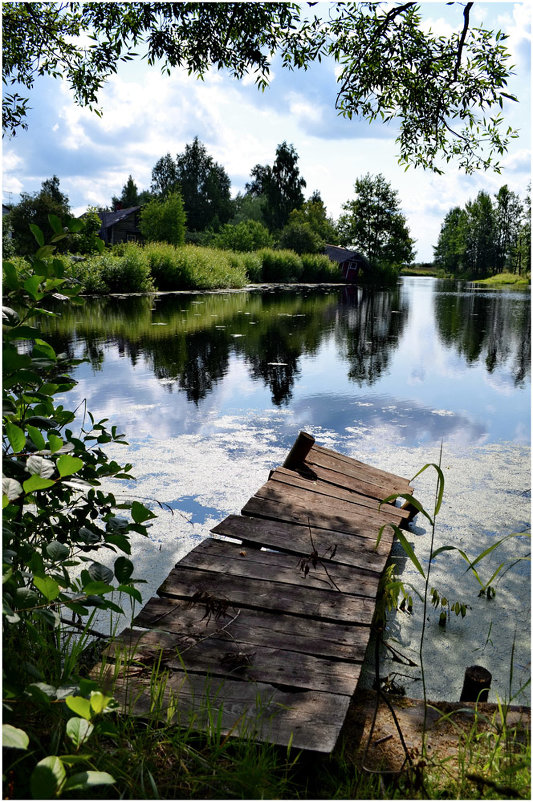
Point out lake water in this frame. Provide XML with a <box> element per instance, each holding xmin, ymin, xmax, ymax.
<box><xmin>48</xmin><ymin>277</ymin><xmax>531</xmax><ymax>703</ymax></box>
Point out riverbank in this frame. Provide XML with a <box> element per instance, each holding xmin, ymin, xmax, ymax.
<box><xmin>401</xmin><ymin>266</ymin><xmax>448</xmax><ymax>278</ymax></box>
<box><xmin>9</xmin><ymin>243</ymin><xmax>345</xmax><ymax>293</ymax></box>
<box><xmin>472</xmin><ymin>271</ymin><xmax>530</xmax><ymax>287</ymax></box>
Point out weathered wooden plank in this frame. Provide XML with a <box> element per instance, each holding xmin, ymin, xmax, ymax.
<box><xmin>182</xmin><ymin>538</ymin><xmax>381</xmax><ymax>597</ymax></box>
<box><xmin>241</xmin><ymin>495</ymin><xmax>397</xmax><ymax>542</ymax></box>
<box><xmin>307</xmin><ymin>445</ymin><xmax>411</xmax><ymax>493</ymax></box>
<box><xmin>92</xmin><ymin>661</ymin><xmax>351</xmax><ymax>752</ymax></box>
<box><xmin>266</xmin><ymin>471</ymin><xmax>409</xmax><ymax>523</ymax></box>
<box><xmin>272</xmin><ymin>464</ymin><xmax>412</xmax><ymax>508</ymax></box>
<box><xmin>311</xmin><ymin>444</ymin><xmax>412</xmax><ymax>485</ymax></box>
<box><xmin>158</xmin><ymin>564</ymin><xmax>376</xmax><ymax>625</ymax></box>
<box><xmin>129</xmin><ymin>596</ymin><xmax>373</xmax><ymax>661</ymax></box>
<box><xmin>212</xmin><ymin>514</ymin><xmax>392</xmax><ymax>573</ymax></box>
<box><xmin>253</xmin><ymin>482</ymin><xmax>402</xmax><ymax>528</ymax></box>
<box><xmin>105</xmin><ymin>626</ymin><xmax>362</xmax><ymax>695</ymax></box>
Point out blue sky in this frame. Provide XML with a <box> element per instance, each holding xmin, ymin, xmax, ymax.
<box><xmin>2</xmin><ymin>1</ymin><xmax>530</xmax><ymax>261</ymax></box>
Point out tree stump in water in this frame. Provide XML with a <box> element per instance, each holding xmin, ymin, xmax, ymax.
<box><xmin>460</xmin><ymin>665</ymin><xmax>492</xmax><ymax>702</ymax></box>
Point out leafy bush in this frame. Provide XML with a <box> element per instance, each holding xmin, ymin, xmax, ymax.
<box><xmin>240</xmin><ymin>251</ymin><xmax>263</xmax><ymax>282</ymax></box>
<box><xmin>99</xmin><ymin>243</ymin><xmax>154</xmax><ymax>293</ymax></box>
<box><xmin>2</xmin><ymin>216</ymin><xmax>156</xmax><ymax>796</ymax></box>
<box><xmin>364</xmin><ymin>261</ymin><xmax>400</xmax><ymax>286</ymax></box>
<box><xmin>68</xmin><ymin>254</ymin><xmax>110</xmax><ymax>294</ymax></box>
<box><xmin>70</xmin><ymin>209</ymin><xmax>103</xmax><ymax>255</ymax></box>
<box><xmin>2</xmin><ymin>225</ymin><xmax>16</xmax><ymax>259</ymax></box>
<box><xmin>1</xmin><ymin>253</ymin><xmax>30</xmax><ymax>275</ymax></box>
<box><xmin>256</xmin><ymin>248</ymin><xmax>303</xmax><ymax>282</ymax></box>
<box><xmin>178</xmin><ymin>245</ymin><xmax>248</xmax><ymax>289</ymax></box>
<box><xmin>184</xmin><ymin>228</ymin><xmax>217</xmax><ymax>246</ymax></box>
<box><xmin>144</xmin><ymin>241</ymin><xmax>193</xmax><ymax>289</ymax></box>
<box><xmin>278</xmin><ymin>221</ymin><xmax>324</xmax><ymax>254</ymax></box>
<box><xmin>139</xmin><ymin>192</ymin><xmax>186</xmax><ymax>246</ymax></box>
<box><xmin>215</xmin><ymin>220</ymin><xmax>273</xmax><ymax>252</ymax></box>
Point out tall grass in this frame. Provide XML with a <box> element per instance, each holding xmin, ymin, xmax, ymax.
<box><xmin>256</xmin><ymin>248</ymin><xmax>304</xmax><ymax>282</ymax></box>
<box><xmin>474</xmin><ymin>271</ymin><xmax>530</xmax><ymax>287</ymax></box>
<box><xmin>5</xmin><ymin>242</ymin><xmax>348</xmax><ymax>293</ymax></box>
<box><xmin>300</xmin><ymin>253</ymin><xmax>344</xmax><ymax>282</ymax></box>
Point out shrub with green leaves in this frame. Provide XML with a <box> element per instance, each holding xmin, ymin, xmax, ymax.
<box><xmin>140</xmin><ymin>192</ymin><xmax>186</xmax><ymax>246</ymax></box>
<box><xmin>2</xmin><ymin>215</ymin><xmax>157</xmax><ymax>796</ymax></box>
<box><xmin>144</xmin><ymin>241</ymin><xmax>193</xmax><ymax>289</ymax></box>
<box><xmin>99</xmin><ymin>243</ymin><xmax>154</xmax><ymax>293</ymax></box>
<box><xmin>215</xmin><ymin>220</ymin><xmax>273</xmax><ymax>252</ymax></box>
<box><xmin>180</xmin><ymin>245</ymin><xmax>248</xmax><ymax>289</ymax></box>
<box><xmin>278</xmin><ymin>221</ymin><xmax>324</xmax><ymax>254</ymax></box>
<box><xmin>68</xmin><ymin>253</ymin><xmax>110</xmax><ymax>294</ymax></box>
<box><xmin>239</xmin><ymin>251</ymin><xmax>263</xmax><ymax>283</ymax></box>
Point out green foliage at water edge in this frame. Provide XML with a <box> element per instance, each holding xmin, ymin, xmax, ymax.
<box><xmin>2</xmin><ymin>217</ymin><xmax>157</xmax><ymax>797</ymax></box>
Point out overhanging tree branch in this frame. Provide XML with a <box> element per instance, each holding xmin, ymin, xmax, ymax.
<box><xmin>453</xmin><ymin>2</ymin><xmax>473</xmax><ymax>83</ymax></box>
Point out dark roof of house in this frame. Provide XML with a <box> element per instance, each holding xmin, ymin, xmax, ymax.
<box><xmin>324</xmin><ymin>244</ymin><xmax>369</xmax><ymax>267</ymax></box>
<box><xmin>98</xmin><ymin>206</ymin><xmax>141</xmax><ymax>229</ymax></box>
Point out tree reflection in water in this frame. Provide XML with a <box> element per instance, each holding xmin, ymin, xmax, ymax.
<box><xmin>335</xmin><ymin>284</ymin><xmax>409</xmax><ymax>385</ymax></box>
<box><xmin>41</xmin><ymin>282</ymin><xmax>529</xmax><ymax>418</ymax></box>
<box><xmin>434</xmin><ymin>285</ymin><xmax>531</xmax><ymax>386</ymax></box>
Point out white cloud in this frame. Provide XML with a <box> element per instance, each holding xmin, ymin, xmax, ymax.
<box><xmin>286</xmin><ymin>91</ymin><xmax>324</xmax><ymax>125</ymax></box>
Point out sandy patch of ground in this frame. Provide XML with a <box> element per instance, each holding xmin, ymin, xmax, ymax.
<box><xmin>339</xmin><ymin>690</ymin><xmax>530</xmax><ymax>780</ymax></box>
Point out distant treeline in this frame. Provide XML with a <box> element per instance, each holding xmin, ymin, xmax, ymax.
<box><xmin>3</xmin><ymin>141</ymin><xmax>414</xmax><ymax>280</ymax></box>
<box><xmin>433</xmin><ymin>185</ymin><xmax>531</xmax><ymax>278</ymax></box>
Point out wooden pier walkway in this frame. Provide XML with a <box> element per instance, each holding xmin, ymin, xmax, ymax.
<box><xmin>94</xmin><ymin>432</ymin><xmax>415</xmax><ymax>753</ymax></box>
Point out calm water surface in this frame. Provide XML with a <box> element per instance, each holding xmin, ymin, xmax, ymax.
<box><xmin>51</xmin><ymin>277</ymin><xmax>530</xmax><ymax>447</ymax></box>
<box><xmin>47</xmin><ymin>278</ymin><xmax>531</xmax><ymax>702</ymax></box>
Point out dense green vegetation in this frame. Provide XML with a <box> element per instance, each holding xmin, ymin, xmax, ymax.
<box><xmin>5</xmin><ymin>164</ymin><xmax>414</xmax><ymax>285</ymax></box>
<box><xmin>9</xmin><ymin>241</ymin><xmax>344</xmax><ymax>294</ymax></box>
<box><xmin>474</xmin><ymin>272</ymin><xmax>530</xmax><ymax>287</ymax></box>
<box><xmin>434</xmin><ymin>185</ymin><xmax>531</xmax><ymax>279</ymax></box>
<box><xmin>2</xmin><ymin>220</ymin><xmax>158</xmax><ymax>798</ymax></box>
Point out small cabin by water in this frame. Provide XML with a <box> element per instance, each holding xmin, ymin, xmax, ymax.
<box><xmin>324</xmin><ymin>244</ymin><xmax>370</xmax><ymax>282</ymax></box>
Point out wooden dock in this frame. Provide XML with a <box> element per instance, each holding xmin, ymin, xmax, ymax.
<box><xmin>94</xmin><ymin>432</ymin><xmax>415</xmax><ymax>753</ymax></box>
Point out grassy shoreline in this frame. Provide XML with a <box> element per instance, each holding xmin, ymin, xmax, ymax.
<box><xmin>8</xmin><ymin>242</ymin><xmax>346</xmax><ymax>294</ymax></box>
<box><xmin>471</xmin><ymin>271</ymin><xmax>530</xmax><ymax>287</ymax></box>
<box><xmin>7</xmin><ymin>241</ymin><xmax>410</xmax><ymax>292</ymax></box>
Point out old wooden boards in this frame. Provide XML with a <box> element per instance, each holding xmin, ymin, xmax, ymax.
<box><xmin>94</xmin><ymin>432</ymin><xmax>414</xmax><ymax>753</ymax></box>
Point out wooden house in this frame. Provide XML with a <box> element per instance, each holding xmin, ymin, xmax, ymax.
<box><xmin>97</xmin><ymin>206</ymin><xmax>143</xmax><ymax>246</ymax></box>
<box><xmin>324</xmin><ymin>244</ymin><xmax>370</xmax><ymax>282</ymax></box>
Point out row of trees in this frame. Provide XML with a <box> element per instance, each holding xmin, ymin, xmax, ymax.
<box><xmin>115</xmin><ymin>153</ymin><xmax>415</xmax><ymax>273</ymax></box>
<box><xmin>434</xmin><ymin>185</ymin><xmax>531</xmax><ymax>278</ymax></box>
<box><xmin>112</xmin><ymin>139</ymin><xmax>317</xmax><ymax>242</ymax></box>
<box><xmin>5</xmin><ymin>137</ymin><xmax>415</xmax><ymax>275</ymax></box>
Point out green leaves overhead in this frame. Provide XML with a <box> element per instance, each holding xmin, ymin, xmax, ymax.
<box><xmin>2</xmin><ymin>2</ymin><xmax>518</xmax><ymax>172</ymax></box>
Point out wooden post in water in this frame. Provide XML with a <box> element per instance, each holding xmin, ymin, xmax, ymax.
<box><xmin>283</xmin><ymin>431</ymin><xmax>315</xmax><ymax>470</ymax></box>
<box><xmin>460</xmin><ymin>665</ymin><xmax>492</xmax><ymax>702</ymax></box>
